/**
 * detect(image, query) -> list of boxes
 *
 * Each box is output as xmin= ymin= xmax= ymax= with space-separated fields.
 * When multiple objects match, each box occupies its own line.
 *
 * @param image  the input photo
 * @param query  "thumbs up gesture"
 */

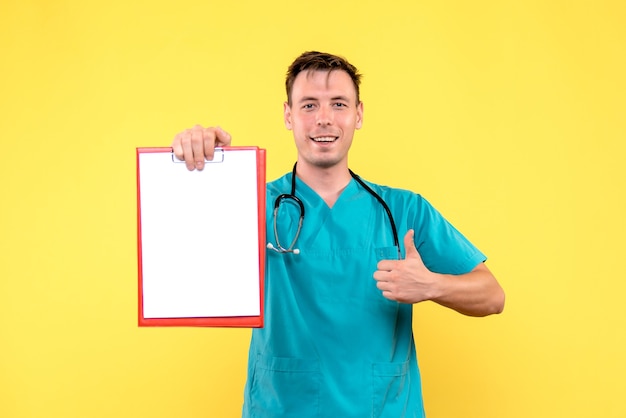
xmin=373 ymin=229 xmax=440 ymax=304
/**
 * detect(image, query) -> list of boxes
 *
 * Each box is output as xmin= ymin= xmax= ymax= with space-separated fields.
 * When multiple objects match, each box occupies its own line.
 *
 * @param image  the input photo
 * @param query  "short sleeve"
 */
xmin=411 ymin=195 xmax=486 ymax=275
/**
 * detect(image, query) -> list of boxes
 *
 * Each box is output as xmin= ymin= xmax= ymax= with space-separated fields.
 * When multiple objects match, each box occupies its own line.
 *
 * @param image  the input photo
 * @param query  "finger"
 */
xmin=376 ymin=281 xmax=396 ymax=301
xmin=179 ymin=129 xmax=197 ymax=171
xmin=214 ymin=126 xmax=232 ymax=147
xmin=403 ymin=229 xmax=422 ymax=262
xmin=373 ymin=269 xmax=391 ymax=282
xmin=191 ymin=125 xmax=207 ymax=170
xmin=376 ymin=259 xmax=397 ymax=272
xmin=375 ymin=279 xmax=391 ymax=291
xmin=381 ymin=290 xmax=395 ymax=301
xmin=373 ymin=272 xmax=396 ymax=301
xmin=202 ymin=127 xmax=216 ymax=162
xmin=171 ymin=132 xmax=185 ymax=161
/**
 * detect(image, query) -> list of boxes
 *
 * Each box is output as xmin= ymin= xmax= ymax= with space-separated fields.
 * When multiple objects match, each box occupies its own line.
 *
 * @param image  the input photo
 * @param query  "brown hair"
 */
xmin=285 ymin=51 xmax=362 ymax=105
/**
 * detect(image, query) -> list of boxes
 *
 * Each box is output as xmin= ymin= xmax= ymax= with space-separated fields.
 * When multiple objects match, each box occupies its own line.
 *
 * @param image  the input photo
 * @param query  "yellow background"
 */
xmin=1 ymin=0 xmax=624 ymax=417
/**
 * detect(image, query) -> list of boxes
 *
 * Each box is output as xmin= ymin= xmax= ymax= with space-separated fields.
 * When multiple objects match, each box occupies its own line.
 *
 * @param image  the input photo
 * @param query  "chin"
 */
xmin=308 ymin=156 xmax=346 ymax=169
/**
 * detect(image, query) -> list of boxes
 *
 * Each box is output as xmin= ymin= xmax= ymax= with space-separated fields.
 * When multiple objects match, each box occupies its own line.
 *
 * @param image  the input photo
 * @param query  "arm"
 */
xmin=171 ymin=124 xmax=232 ymax=171
xmin=374 ymin=230 xmax=505 ymax=317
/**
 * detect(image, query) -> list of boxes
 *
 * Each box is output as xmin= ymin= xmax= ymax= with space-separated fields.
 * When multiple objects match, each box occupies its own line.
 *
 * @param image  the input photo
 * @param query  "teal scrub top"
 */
xmin=242 ymin=173 xmax=486 ymax=418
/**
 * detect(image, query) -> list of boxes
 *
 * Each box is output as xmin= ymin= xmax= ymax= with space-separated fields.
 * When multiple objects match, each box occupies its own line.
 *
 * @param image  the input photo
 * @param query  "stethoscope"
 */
xmin=267 ymin=163 xmax=401 ymax=258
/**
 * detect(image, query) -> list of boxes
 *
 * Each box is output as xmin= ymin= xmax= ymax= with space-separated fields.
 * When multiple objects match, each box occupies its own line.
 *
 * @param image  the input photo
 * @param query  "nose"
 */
xmin=316 ymin=105 xmax=333 ymax=126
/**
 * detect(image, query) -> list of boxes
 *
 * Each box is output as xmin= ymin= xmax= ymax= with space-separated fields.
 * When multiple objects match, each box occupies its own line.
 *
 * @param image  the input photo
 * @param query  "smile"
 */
xmin=311 ymin=136 xmax=338 ymax=143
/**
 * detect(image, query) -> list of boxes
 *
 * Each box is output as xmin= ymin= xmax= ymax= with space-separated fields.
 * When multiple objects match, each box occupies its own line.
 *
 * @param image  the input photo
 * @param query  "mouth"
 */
xmin=310 ymin=135 xmax=338 ymax=143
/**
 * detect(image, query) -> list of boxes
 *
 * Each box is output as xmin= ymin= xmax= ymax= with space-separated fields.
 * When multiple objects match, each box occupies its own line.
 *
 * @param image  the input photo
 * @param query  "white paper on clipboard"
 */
xmin=137 ymin=147 xmax=263 ymax=320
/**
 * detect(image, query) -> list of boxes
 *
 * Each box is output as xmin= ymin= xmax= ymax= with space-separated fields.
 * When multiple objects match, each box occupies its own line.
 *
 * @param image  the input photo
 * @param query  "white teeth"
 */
xmin=312 ymin=136 xmax=336 ymax=142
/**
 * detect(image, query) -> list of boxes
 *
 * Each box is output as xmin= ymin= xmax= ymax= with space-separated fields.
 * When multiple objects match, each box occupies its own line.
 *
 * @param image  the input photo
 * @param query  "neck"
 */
xmin=294 ymin=161 xmax=352 ymax=208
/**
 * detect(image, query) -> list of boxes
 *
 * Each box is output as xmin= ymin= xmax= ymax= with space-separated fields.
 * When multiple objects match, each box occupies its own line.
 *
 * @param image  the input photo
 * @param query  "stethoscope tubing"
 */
xmin=268 ymin=163 xmax=401 ymax=259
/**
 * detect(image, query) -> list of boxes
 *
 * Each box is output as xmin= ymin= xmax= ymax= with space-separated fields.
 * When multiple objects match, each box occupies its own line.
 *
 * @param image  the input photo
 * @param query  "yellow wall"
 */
xmin=1 ymin=1 xmax=624 ymax=417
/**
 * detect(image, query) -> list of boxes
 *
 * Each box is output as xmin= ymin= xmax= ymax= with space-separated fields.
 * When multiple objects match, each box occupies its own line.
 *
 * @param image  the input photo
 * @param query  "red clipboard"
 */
xmin=136 ymin=147 xmax=266 ymax=327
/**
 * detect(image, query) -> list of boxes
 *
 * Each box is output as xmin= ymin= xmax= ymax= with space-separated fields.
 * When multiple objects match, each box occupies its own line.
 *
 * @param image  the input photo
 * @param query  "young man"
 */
xmin=172 ymin=51 xmax=505 ymax=417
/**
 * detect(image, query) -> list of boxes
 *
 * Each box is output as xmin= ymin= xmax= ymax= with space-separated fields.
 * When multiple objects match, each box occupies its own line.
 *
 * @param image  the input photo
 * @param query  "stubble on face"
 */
xmin=284 ymin=70 xmax=363 ymax=171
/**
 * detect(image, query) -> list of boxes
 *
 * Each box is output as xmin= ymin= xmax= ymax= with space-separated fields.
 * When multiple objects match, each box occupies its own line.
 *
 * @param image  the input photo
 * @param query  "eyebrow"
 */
xmin=297 ymin=95 xmax=352 ymax=103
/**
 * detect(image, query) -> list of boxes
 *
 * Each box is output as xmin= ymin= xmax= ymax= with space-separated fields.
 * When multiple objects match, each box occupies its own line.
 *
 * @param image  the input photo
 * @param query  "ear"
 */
xmin=284 ymin=102 xmax=293 ymax=130
xmin=356 ymin=101 xmax=364 ymax=129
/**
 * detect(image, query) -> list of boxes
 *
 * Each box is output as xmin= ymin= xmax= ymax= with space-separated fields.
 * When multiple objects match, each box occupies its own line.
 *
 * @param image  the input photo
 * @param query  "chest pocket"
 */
xmin=375 ymin=246 xmax=401 ymax=261
xmin=370 ymin=246 xmax=403 ymax=311
xmin=298 ymin=245 xmax=398 ymax=308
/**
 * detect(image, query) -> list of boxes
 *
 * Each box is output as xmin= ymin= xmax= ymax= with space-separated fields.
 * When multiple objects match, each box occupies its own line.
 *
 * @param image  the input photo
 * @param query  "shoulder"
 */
xmin=357 ymin=177 xmax=429 ymax=208
xmin=266 ymin=173 xmax=291 ymax=195
xmin=355 ymin=177 xmax=447 ymax=228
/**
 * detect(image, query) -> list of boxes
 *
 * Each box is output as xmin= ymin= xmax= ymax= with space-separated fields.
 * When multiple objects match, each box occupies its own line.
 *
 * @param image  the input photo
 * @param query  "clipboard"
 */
xmin=136 ymin=146 xmax=266 ymax=327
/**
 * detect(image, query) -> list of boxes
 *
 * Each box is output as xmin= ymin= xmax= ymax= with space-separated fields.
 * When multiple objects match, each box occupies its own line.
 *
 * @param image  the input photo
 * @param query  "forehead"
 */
xmin=291 ymin=70 xmax=357 ymax=102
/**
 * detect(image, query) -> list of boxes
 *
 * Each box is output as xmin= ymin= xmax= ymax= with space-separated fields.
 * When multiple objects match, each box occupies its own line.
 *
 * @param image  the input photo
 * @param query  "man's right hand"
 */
xmin=171 ymin=125 xmax=232 ymax=171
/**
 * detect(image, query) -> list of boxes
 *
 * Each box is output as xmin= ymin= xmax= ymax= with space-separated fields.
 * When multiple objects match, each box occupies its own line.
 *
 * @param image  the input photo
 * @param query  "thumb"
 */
xmin=403 ymin=229 xmax=422 ymax=261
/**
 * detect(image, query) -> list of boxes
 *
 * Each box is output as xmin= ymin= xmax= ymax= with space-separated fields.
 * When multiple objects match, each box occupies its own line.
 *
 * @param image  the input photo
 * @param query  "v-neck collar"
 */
xmin=291 ymin=174 xmax=359 ymax=211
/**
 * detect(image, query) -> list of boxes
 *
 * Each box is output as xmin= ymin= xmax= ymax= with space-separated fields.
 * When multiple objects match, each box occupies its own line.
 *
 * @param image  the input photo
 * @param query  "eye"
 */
xmin=302 ymin=103 xmax=315 ymax=110
xmin=333 ymin=102 xmax=347 ymax=108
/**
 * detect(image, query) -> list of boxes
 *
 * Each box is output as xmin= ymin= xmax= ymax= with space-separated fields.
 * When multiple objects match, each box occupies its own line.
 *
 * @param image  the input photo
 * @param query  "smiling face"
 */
xmin=284 ymin=69 xmax=363 ymax=171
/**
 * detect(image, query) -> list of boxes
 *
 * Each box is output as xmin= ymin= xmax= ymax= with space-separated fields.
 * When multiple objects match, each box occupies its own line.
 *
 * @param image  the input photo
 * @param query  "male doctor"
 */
xmin=171 ymin=51 xmax=505 ymax=417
